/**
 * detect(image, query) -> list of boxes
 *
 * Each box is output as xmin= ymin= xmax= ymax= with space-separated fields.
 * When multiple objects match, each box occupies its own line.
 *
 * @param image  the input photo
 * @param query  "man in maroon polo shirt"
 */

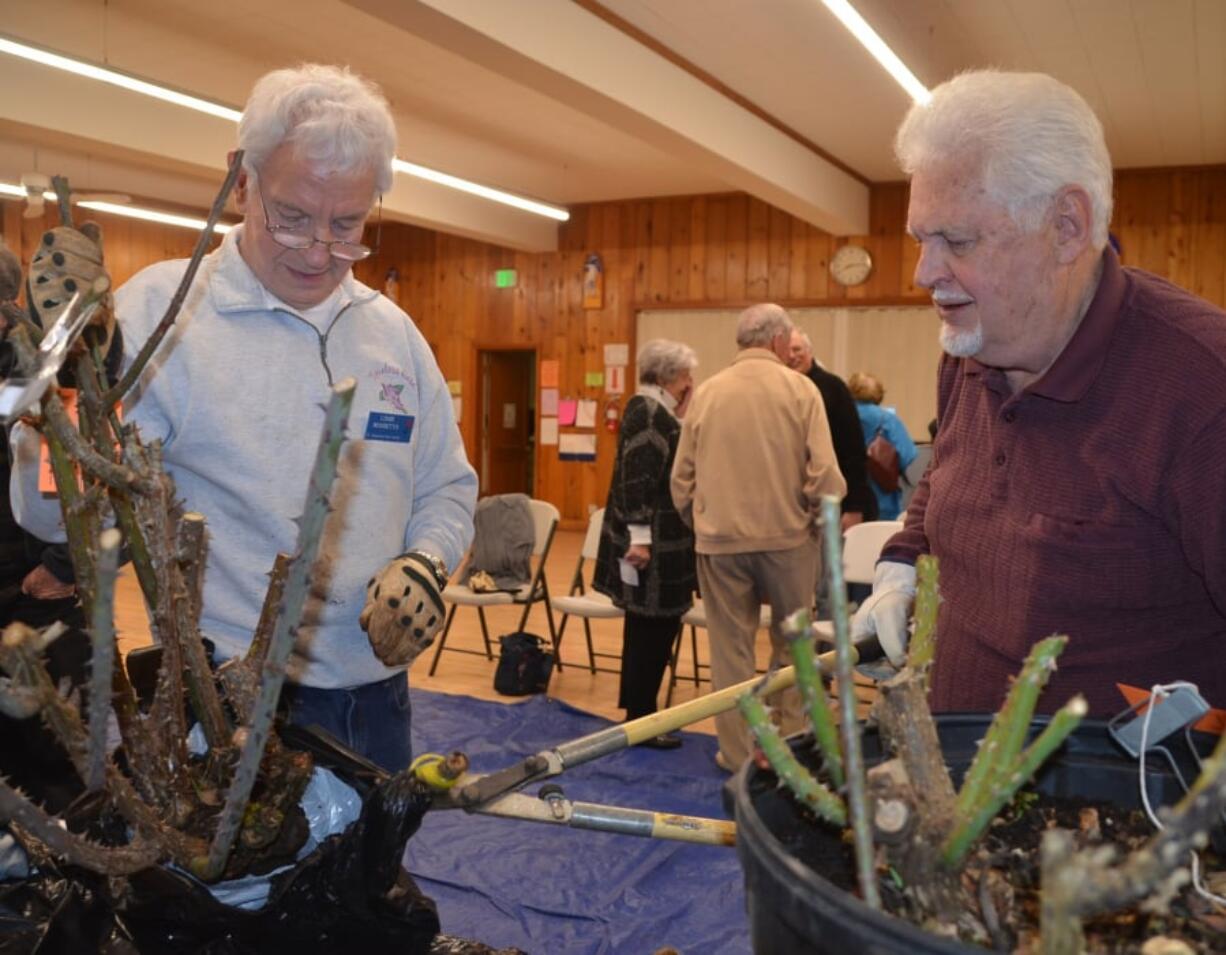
xmin=852 ymin=69 xmax=1226 ymax=717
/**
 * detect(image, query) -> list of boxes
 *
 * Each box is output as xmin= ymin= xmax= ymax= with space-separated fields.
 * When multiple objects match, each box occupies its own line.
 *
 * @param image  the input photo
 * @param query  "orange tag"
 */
xmin=38 ymin=389 xmax=79 ymax=495
xmin=1117 ymin=683 xmax=1226 ymax=736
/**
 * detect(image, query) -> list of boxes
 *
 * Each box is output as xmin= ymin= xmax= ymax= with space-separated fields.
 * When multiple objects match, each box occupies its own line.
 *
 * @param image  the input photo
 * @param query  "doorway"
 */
xmin=477 ymin=349 xmax=536 ymax=496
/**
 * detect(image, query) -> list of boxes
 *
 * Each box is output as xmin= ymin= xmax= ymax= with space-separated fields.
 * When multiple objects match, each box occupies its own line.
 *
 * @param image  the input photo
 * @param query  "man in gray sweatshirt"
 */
xmin=12 ymin=64 xmax=477 ymax=771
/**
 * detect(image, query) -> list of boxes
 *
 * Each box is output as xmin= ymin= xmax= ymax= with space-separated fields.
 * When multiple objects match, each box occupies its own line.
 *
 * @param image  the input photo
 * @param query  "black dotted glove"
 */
xmin=28 ymin=223 xmax=115 ymax=353
xmin=358 ymin=553 xmax=447 ymax=667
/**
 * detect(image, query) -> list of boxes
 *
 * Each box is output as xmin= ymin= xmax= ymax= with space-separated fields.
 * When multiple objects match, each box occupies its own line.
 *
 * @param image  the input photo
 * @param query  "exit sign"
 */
xmin=494 ymin=268 xmax=518 ymax=288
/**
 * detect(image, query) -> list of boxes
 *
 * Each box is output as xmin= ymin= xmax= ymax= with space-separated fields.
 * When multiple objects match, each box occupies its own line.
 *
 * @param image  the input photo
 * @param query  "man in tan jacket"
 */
xmin=671 ymin=303 xmax=845 ymax=770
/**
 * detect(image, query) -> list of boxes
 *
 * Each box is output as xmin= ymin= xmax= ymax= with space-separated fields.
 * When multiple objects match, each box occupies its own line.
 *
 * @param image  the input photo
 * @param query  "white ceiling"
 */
xmin=1 ymin=0 xmax=1222 ymax=252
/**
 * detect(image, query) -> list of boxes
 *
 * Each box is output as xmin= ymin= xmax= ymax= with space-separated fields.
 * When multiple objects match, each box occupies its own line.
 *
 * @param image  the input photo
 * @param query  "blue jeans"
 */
xmin=281 ymin=673 xmax=412 ymax=773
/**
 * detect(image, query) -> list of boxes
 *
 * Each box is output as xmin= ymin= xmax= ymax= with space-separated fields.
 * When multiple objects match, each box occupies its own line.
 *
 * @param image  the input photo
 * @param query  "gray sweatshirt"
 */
xmin=12 ymin=228 xmax=476 ymax=688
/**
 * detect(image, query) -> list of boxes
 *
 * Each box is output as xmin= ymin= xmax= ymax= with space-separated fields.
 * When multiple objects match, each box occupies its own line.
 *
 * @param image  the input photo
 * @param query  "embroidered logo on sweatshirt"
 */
xmin=369 ymin=363 xmax=415 ymax=414
xmin=378 ymin=382 xmax=408 ymax=414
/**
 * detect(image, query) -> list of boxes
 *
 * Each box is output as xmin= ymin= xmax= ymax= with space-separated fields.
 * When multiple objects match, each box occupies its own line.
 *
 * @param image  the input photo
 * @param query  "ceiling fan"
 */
xmin=19 ymin=172 xmax=132 ymax=219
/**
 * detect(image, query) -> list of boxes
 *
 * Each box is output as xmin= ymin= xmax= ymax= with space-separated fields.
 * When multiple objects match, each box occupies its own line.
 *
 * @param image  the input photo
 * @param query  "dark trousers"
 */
xmin=618 ymin=611 xmax=682 ymax=720
xmin=281 ymin=672 xmax=413 ymax=773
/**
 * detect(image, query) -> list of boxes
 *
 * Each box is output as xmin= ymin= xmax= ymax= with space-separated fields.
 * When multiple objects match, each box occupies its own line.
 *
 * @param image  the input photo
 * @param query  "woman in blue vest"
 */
xmin=848 ymin=372 xmax=918 ymax=520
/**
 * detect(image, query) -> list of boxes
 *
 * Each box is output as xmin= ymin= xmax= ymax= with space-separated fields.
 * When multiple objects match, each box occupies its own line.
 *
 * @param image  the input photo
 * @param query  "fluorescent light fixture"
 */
xmin=0 ymin=36 xmax=570 ymax=221
xmin=820 ymin=0 xmax=931 ymax=105
xmin=0 ymin=37 xmax=243 ymax=122
xmin=393 ymin=159 xmax=569 ymax=221
xmin=0 ymin=182 xmax=232 ymax=234
xmin=76 ymin=200 xmax=233 ymax=234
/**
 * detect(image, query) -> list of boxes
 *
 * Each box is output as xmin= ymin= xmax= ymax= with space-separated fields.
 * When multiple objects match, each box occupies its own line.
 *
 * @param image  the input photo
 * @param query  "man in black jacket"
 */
xmin=787 ymin=330 xmax=877 ymax=529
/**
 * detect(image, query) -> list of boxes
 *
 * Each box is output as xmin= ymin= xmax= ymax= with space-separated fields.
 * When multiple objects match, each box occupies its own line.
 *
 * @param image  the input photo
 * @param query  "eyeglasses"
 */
xmin=258 ymin=191 xmax=381 ymax=262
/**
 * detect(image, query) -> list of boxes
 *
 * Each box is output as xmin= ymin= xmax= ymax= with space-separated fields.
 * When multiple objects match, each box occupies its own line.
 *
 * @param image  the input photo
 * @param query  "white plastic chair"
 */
xmin=428 ymin=497 xmax=560 ymax=675
xmin=813 ymin=519 xmax=905 ymax=643
xmin=548 ymin=508 xmax=625 ymax=673
xmin=665 ymin=600 xmax=772 ymax=706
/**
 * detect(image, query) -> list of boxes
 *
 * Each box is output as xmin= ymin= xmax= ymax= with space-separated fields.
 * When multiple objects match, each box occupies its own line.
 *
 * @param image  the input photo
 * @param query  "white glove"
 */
xmin=359 ymin=552 xmax=447 ymax=667
xmin=850 ymin=561 xmax=916 ymax=667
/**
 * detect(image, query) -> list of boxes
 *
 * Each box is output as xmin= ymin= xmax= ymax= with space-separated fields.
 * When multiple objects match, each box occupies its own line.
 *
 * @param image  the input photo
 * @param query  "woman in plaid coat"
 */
xmin=594 ymin=340 xmax=698 ymax=748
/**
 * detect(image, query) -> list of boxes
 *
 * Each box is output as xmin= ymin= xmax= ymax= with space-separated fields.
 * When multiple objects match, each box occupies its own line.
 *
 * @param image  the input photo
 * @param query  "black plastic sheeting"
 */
xmin=0 ymin=752 xmax=442 ymax=955
xmin=405 ymin=691 xmax=750 ymax=954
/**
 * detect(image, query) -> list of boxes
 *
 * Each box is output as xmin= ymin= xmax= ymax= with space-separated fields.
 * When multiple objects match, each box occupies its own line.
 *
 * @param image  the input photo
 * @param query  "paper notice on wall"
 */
xmin=558 ymin=399 xmax=577 ymax=426
xmin=559 ymin=433 xmax=597 ymax=461
xmin=605 ymin=365 xmax=624 ymax=394
xmin=452 ymin=396 xmax=462 ymax=423
xmin=540 ymin=359 xmax=559 ymax=388
xmin=540 ymin=417 xmax=558 ymax=445
xmin=576 ymin=399 xmax=597 ymax=429
xmin=584 ymin=371 xmax=604 ymax=388
xmin=541 ymin=388 xmax=558 ymax=416
xmin=447 ymin=379 xmax=462 ymax=396
xmin=604 ymin=343 xmax=629 ymax=366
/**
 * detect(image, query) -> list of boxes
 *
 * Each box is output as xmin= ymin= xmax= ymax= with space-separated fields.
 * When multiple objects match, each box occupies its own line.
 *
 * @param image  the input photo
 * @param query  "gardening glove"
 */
xmin=850 ymin=560 xmax=916 ymax=669
xmin=359 ymin=552 xmax=447 ymax=667
xmin=28 ymin=223 xmax=115 ymax=354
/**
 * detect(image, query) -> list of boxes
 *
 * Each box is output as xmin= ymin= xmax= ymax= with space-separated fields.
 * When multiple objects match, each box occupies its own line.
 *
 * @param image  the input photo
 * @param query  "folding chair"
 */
xmin=665 ymin=599 xmax=772 ymax=706
xmin=428 ymin=497 xmax=560 ymax=675
xmin=548 ymin=508 xmax=625 ymax=674
xmin=813 ymin=519 xmax=905 ymax=644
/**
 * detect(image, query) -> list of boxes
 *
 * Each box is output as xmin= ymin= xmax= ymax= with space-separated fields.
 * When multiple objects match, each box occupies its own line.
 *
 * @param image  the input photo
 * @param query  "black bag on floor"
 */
xmin=493 ymin=632 xmax=554 ymax=696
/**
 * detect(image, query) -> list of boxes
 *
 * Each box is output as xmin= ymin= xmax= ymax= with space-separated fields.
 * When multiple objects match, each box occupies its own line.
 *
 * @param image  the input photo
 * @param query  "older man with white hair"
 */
xmin=853 ymin=70 xmax=1226 ymax=717
xmin=671 ymin=303 xmax=845 ymax=770
xmin=12 ymin=64 xmax=477 ymax=771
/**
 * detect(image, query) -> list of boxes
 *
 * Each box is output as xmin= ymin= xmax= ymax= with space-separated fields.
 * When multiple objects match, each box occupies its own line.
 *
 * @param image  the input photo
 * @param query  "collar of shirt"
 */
xmin=637 ymin=382 xmax=677 ymax=416
xmin=733 ymin=347 xmax=783 ymax=366
xmin=209 ymin=225 xmax=378 ymax=321
xmin=965 ymin=247 xmax=1126 ymax=403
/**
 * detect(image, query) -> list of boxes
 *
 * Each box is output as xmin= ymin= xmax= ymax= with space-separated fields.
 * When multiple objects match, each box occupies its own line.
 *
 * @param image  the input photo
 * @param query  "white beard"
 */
xmin=940 ymin=321 xmax=984 ymax=358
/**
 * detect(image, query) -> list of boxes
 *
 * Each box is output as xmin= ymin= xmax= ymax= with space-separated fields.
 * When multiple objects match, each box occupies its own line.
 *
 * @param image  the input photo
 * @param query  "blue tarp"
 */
xmin=406 ymin=691 xmax=751 ymax=954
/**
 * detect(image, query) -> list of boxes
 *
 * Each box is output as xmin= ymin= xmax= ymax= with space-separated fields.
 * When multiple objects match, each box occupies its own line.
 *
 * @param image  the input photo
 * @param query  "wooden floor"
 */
xmin=113 ymin=529 xmax=778 ymax=738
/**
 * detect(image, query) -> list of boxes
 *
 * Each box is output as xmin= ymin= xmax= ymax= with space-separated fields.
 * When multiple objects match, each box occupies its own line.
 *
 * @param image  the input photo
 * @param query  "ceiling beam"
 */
xmin=345 ymin=0 xmax=871 ymax=236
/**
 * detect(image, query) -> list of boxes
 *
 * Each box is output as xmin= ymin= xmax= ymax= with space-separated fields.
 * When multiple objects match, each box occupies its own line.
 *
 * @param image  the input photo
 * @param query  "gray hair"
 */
xmin=637 ymin=339 xmax=697 ymax=386
xmin=895 ymin=70 xmax=1113 ymax=250
xmin=736 ymin=303 xmax=793 ymax=348
xmin=239 ymin=64 xmax=397 ymax=195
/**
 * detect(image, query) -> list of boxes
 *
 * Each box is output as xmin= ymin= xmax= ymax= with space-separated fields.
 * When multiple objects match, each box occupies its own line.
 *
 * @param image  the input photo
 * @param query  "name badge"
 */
xmin=364 ymin=411 xmax=414 ymax=443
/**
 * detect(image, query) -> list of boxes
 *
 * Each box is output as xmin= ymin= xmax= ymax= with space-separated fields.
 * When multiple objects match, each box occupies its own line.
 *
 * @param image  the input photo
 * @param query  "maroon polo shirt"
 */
xmin=885 ymin=249 xmax=1226 ymax=716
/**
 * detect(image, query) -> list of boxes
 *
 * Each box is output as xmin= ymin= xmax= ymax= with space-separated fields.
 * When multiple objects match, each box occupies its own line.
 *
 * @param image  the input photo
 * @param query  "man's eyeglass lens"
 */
xmin=261 ymin=195 xmax=379 ymax=262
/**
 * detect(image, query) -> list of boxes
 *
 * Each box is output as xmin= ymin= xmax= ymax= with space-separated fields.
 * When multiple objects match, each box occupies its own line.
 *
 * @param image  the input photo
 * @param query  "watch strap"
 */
xmin=403 ymin=550 xmax=448 ymax=592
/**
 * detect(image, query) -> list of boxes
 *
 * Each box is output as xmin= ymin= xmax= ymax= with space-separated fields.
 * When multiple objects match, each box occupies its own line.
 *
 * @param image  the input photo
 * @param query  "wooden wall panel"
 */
xmin=371 ymin=167 xmax=1226 ymax=526
xmin=1112 ymin=167 xmax=1226 ymax=307
xmin=2 ymin=201 xmax=206 ymax=289
xmin=3 ymin=164 xmax=1222 ymax=527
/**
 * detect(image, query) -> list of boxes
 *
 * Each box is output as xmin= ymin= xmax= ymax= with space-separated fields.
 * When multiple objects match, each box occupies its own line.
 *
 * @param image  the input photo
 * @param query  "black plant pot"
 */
xmin=732 ymin=715 xmax=1195 ymax=955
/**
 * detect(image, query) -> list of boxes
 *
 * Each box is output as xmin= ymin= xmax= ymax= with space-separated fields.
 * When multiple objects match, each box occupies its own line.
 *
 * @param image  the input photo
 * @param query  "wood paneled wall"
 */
xmin=358 ymin=166 xmax=1226 ymax=525
xmin=354 ymin=186 xmax=929 ymax=525
xmin=1112 ymin=167 xmax=1226 ymax=307
xmin=4 ymin=165 xmax=1223 ymax=526
xmin=2 ymin=202 xmax=208 ymax=289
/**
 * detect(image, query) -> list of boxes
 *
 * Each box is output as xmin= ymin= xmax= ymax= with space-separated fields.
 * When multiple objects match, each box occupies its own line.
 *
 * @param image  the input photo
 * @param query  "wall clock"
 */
xmin=830 ymin=243 xmax=874 ymax=287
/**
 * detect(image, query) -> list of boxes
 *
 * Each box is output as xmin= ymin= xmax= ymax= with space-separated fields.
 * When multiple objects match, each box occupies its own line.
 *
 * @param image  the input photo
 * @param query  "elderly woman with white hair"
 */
xmin=594 ymin=339 xmax=698 ymax=748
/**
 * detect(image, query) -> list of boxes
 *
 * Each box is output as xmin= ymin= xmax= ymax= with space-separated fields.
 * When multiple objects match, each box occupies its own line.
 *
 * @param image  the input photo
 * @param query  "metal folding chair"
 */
xmin=428 ymin=497 xmax=560 ymax=675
